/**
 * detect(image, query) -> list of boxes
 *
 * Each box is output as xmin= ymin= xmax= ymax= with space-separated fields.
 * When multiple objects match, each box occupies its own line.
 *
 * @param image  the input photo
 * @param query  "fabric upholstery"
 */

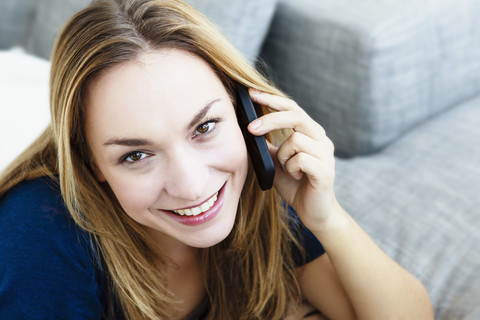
xmin=25 ymin=0 xmax=91 ymax=59
xmin=335 ymin=95 xmax=480 ymax=319
xmin=0 ymin=0 xmax=38 ymax=49
xmin=260 ymin=0 xmax=480 ymax=157
xmin=0 ymin=0 xmax=277 ymax=62
xmin=185 ymin=0 xmax=277 ymax=63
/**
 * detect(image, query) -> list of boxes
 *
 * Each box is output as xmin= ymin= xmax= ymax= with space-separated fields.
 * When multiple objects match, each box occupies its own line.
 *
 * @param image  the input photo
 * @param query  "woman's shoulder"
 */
xmin=1 ymin=176 xmax=62 ymax=211
xmin=0 ymin=176 xmax=105 ymax=318
xmin=0 ymin=176 xmax=86 ymax=248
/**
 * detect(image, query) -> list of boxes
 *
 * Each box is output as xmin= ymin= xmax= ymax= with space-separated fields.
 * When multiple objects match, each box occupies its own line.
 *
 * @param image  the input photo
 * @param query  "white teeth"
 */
xmin=199 ymin=202 xmax=210 ymax=212
xmin=172 ymin=192 xmax=218 ymax=216
xmin=191 ymin=207 xmax=201 ymax=215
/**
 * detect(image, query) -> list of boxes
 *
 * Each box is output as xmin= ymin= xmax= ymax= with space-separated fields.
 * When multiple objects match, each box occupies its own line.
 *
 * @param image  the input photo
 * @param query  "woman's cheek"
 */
xmin=109 ymin=175 xmax=159 ymax=216
xmin=213 ymin=127 xmax=248 ymax=172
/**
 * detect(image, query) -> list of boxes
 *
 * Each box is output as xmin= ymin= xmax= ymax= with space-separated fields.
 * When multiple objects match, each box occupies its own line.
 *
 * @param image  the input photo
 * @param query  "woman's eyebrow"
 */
xmin=103 ymin=138 xmax=154 ymax=147
xmin=103 ymin=99 xmax=221 ymax=147
xmin=186 ymin=98 xmax=220 ymax=130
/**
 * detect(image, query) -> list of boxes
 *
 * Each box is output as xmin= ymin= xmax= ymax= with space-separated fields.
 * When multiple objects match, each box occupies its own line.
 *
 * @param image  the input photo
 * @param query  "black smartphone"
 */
xmin=236 ymin=85 xmax=275 ymax=190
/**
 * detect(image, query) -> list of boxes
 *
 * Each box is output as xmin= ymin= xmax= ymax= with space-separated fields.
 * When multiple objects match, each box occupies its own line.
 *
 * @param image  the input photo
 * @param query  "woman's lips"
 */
xmin=161 ymin=182 xmax=226 ymax=226
xmin=171 ymin=192 xmax=218 ymax=216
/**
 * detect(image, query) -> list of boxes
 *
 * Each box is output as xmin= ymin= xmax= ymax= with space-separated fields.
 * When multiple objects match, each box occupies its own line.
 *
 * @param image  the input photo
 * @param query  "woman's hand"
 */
xmin=247 ymin=89 xmax=340 ymax=231
xmin=247 ymin=91 xmax=434 ymax=320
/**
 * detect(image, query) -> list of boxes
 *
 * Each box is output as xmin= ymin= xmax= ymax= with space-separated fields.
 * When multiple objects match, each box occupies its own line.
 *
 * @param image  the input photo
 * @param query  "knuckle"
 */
xmin=285 ymin=158 xmax=299 ymax=174
xmin=325 ymin=138 xmax=335 ymax=153
xmin=280 ymin=96 xmax=299 ymax=108
xmin=289 ymin=131 xmax=303 ymax=144
xmin=291 ymin=153 xmax=311 ymax=175
xmin=314 ymin=123 xmax=326 ymax=137
xmin=290 ymin=100 xmax=301 ymax=110
xmin=294 ymin=152 xmax=309 ymax=165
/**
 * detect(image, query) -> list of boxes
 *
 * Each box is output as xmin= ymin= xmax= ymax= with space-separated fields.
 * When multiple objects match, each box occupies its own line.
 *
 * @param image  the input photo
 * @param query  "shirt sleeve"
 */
xmin=288 ymin=205 xmax=326 ymax=267
xmin=0 ymin=177 xmax=104 ymax=320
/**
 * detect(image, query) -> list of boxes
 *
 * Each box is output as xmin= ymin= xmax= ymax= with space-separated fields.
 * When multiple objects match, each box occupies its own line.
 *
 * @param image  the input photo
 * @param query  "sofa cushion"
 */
xmin=0 ymin=0 xmax=38 ymax=50
xmin=25 ymin=0 xmax=91 ymax=59
xmin=260 ymin=0 xmax=480 ymax=157
xmin=1 ymin=0 xmax=276 ymax=62
xmin=334 ymin=95 xmax=480 ymax=319
xmin=185 ymin=0 xmax=277 ymax=62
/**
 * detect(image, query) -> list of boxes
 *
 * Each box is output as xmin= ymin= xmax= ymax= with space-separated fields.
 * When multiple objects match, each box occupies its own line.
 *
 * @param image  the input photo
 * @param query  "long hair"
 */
xmin=0 ymin=0 xmax=302 ymax=318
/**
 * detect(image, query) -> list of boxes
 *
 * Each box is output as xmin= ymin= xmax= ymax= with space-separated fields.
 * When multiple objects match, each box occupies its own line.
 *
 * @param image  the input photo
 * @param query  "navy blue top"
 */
xmin=0 ymin=177 xmax=324 ymax=319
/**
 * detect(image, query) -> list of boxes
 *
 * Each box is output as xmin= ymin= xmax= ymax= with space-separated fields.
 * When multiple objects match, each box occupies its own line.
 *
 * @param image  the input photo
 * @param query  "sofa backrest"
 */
xmin=0 ymin=0 xmax=277 ymax=63
xmin=260 ymin=0 xmax=480 ymax=157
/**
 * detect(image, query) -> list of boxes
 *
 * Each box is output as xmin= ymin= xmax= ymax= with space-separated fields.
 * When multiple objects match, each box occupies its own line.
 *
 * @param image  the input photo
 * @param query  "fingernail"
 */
xmin=249 ymin=119 xmax=262 ymax=130
xmin=249 ymin=88 xmax=261 ymax=96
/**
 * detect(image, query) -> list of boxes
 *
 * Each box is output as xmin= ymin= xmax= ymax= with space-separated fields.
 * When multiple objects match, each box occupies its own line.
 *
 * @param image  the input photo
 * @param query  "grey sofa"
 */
xmin=1 ymin=0 xmax=479 ymax=319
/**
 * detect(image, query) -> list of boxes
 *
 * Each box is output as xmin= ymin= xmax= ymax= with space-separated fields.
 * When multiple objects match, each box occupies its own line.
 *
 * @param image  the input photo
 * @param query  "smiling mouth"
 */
xmin=162 ymin=183 xmax=226 ymax=226
xmin=170 ymin=191 xmax=219 ymax=216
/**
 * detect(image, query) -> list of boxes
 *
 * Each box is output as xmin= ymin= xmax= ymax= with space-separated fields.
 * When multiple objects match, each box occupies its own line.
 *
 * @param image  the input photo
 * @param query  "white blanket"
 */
xmin=0 ymin=48 xmax=51 ymax=171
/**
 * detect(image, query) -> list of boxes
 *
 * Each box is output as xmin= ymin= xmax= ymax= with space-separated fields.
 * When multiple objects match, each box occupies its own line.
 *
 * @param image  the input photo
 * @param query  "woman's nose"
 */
xmin=163 ymin=149 xmax=209 ymax=201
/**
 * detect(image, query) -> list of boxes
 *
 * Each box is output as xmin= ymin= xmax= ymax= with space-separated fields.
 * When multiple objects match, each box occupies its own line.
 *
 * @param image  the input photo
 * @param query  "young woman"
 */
xmin=0 ymin=0 xmax=433 ymax=319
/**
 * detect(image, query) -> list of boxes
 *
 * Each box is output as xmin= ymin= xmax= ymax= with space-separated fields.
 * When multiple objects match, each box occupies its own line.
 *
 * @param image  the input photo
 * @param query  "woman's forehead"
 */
xmin=87 ymin=50 xmax=222 ymax=110
xmin=83 ymin=48 xmax=232 ymax=143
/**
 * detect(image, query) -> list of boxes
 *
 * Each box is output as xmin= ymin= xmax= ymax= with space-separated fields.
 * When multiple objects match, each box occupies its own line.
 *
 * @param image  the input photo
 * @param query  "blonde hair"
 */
xmin=0 ymin=0 xmax=302 ymax=318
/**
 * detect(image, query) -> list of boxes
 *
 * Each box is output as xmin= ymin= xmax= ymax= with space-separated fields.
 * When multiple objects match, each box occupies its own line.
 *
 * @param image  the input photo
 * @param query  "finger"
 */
xmin=276 ymin=132 xmax=333 ymax=172
xmin=247 ymin=89 xmax=327 ymax=138
xmin=281 ymin=146 xmax=335 ymax=183
xmin=249 ymin=89 xmax=299 ymax=112
xmin=248 ymin=109 xmax=326 ymax=141
xmin=265 ymin=139 xmax=279 ymax=162
xmin=266 ymin=140 xmax=302 ymax=192
xmin=284 ymin=152 xmax=336 ymax=188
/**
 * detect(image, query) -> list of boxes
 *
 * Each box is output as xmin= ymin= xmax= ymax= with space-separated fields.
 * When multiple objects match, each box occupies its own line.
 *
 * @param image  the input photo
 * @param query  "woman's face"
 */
xmin=85 ymin=49 xmax=249 ymax=249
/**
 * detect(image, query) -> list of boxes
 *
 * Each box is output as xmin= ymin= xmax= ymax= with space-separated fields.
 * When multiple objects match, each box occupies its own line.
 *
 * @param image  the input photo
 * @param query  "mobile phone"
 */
xmin=236 ymin=85 xmax=275 ymax=190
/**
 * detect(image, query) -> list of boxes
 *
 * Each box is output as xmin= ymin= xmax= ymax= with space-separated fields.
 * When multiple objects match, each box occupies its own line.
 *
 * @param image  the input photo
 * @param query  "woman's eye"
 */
xmin=194 ymin=120 xmax=217 ymax=136
xmin=122 ymin=151 xmax=148 ymax=163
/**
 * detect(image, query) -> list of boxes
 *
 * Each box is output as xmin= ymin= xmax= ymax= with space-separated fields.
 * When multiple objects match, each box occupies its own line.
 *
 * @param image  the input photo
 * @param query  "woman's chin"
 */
xmin=187 ymin=221 xmax=235 ymax=248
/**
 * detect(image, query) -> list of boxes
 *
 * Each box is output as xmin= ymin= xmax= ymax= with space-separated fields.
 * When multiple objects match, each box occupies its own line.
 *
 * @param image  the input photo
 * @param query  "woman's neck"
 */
xmin=146 ymin=226 xmax=207 ymax=318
